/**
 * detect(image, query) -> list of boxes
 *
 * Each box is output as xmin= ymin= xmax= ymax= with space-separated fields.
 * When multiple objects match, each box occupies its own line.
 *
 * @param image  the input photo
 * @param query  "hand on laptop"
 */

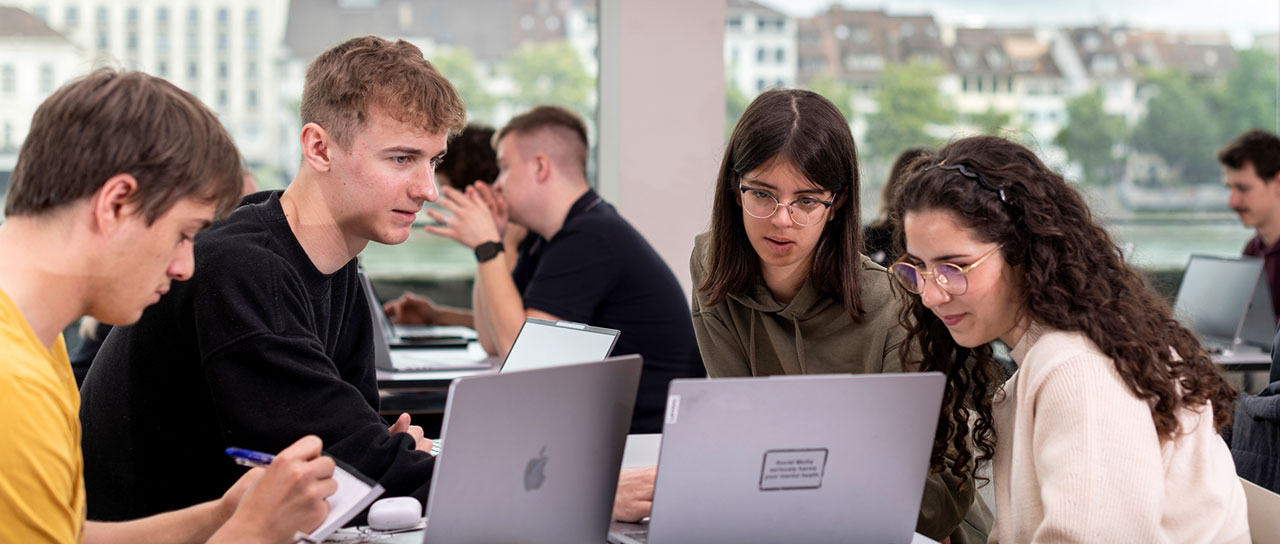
xmin=384 ymin=292 xmax=439 ymax=325
xmin=388 ymin=412 xmax=434 ymax=453
xmin=612 ymin=466 xmax=657 ymax=522
xmin=211 ymin=435 xmax=337 ymax=543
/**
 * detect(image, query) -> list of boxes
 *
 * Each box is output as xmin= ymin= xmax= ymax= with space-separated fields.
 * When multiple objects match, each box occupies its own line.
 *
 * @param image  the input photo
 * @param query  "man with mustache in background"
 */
xmin=1220 ymin=129 xmax=1280 ymax=319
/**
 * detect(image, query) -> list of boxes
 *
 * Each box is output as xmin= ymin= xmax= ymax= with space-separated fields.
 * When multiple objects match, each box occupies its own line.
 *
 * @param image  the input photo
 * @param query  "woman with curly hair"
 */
xmin=890 ymin=135 xmax=1249 ymax=542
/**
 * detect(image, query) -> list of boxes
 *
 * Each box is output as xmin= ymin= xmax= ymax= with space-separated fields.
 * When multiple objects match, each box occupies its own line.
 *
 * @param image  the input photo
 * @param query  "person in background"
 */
xmin=436 ymin=124 xmax=499 ymax=191
xmin=0 ymin=68 xmax=336 ymax=544
xmin=893 ymin=135 xmax=1248 ymax=542
xmin=387 ymin=105 xmax=705 ymax=435
xmin=863 ymin=147 xmax=931 ymax=266
xmin=78 ymin=35 xmax=464 ymax=520
xmin=613 ymin=89 xmax=980 ymax=542
xmin=1220 ymin=129 xmax=1280 ymax=319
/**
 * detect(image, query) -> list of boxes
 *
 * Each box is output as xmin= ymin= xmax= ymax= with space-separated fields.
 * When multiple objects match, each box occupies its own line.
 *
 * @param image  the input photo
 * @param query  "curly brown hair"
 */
xmin=891 ymin=135 xmax=1238 ymax=483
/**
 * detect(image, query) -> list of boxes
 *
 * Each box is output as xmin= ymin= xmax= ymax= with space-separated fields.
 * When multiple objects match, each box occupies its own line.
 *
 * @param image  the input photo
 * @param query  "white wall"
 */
xmin=598 ymin=0 xmax=726 ymax=303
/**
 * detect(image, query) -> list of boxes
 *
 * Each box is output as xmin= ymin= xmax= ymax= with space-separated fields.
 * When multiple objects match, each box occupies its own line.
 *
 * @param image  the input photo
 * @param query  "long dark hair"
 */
xmin=892 ymin=135 xmax=1237 ymax=482
xmin=700 ymin=89 xmax=865 ymax=317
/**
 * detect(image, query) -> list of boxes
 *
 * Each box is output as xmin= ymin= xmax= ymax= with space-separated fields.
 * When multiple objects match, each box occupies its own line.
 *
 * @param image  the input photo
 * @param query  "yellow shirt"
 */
xmin=0 ymin=288 xmax=84 ymax=543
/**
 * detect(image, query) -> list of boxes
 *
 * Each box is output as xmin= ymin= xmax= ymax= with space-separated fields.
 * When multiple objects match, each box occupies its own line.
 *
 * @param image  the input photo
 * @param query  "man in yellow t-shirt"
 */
xmin=0 ymin=297 xmax=80 ymax=542
xmin=0 ymin=69 xmax=337 ymax=544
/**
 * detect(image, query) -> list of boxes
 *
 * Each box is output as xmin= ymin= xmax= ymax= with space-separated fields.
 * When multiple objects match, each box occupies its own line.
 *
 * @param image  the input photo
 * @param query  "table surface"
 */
xmin=326 ymin=523 xmax=941 ymax=543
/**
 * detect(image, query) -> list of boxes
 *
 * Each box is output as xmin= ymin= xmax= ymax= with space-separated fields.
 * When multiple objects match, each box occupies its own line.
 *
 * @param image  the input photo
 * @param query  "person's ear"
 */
xmin=1266 ymin=173 xmax=1280 ymax=196
xmin=300 ymin=123 xmax=334 ymax=173
xmin=91 ymin=173 xmax=141 ymax=234
xmin=533 ymin=152 xmax=552 ymax=184
xmin=827 ymin=187 xmax=849 ymax=222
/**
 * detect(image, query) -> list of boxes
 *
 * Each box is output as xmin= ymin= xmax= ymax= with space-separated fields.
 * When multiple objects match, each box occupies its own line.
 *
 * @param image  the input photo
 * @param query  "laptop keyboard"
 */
xmin=429 ymin=438 xmax=442 ymax=456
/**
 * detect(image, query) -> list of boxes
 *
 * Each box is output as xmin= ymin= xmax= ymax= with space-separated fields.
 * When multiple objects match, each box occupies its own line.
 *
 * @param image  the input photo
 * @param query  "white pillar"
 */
xmin=598 ymin=0 xmax=726 ymax=305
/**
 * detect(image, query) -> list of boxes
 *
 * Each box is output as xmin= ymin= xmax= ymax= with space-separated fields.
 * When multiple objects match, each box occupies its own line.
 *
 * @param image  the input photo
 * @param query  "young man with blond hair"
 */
xmin=0 ymin=69 xmax=336 ymax=543
xmin=79 ymin=36 xmax=466 ymax=519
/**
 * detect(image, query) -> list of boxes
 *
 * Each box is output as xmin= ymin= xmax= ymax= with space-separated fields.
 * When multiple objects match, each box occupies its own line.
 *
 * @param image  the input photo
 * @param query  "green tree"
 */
xmin=1215 ymin=48 xmax=1280 ymax=140
xmin=864 ymin=60 xmax=953 ymax=159
xmin=1054 ymin=88 xmax=1125 ymax=185
xmin=430 ymin=47 xmax=498 ymax=122
xmin=806 ymin=74 xmax=853 ymax=122
xmin=969 ymin=106 xmax=1014 ymax=136
xmin=725 ymin=82 xmax=751 ymax=139
xmin=1131 ymin=70 xmax=1220 ymax=185
xmin=503 ymin=39 xmax=593 ymax=119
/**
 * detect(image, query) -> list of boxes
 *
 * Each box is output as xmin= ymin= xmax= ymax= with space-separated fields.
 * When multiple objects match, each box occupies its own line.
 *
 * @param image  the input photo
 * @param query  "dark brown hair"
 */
xmin=893 ymin=135 xmax=1237 ymax=482
xmin=301 ymin=35 xmax=467 ymax=149
xmin=438 ymin=125 xmax=498 ymax=189
xmin=495 ymin=105 xmax=589 ymax=176
xmin=5 ymin=69 xmax=242 ymax=223
xmin=1218 ymin=129 xmax=1280 ymax=181
xmin=700 ymin=89 xmax=864 ymax=317
xmin=872 ymin=147 xmax=932 ymax=226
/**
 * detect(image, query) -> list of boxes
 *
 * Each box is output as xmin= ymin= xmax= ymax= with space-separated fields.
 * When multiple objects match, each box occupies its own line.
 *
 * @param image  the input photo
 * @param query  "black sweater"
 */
xmin=80 ymin=191 xmax=433 ymax=521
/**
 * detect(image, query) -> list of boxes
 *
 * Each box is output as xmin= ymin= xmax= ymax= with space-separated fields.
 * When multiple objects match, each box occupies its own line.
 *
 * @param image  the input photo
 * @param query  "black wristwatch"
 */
xmin=474 ymin=241 xmax=504 ymax=263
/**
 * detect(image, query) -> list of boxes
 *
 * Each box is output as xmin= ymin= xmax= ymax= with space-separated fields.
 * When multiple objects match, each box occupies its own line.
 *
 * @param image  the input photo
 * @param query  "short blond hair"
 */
xmin=300 ymin=36 xmax=467 ymax=149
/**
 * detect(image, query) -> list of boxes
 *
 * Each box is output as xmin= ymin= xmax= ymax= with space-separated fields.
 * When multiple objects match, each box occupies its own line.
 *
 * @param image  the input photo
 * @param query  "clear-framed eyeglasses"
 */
xmin=890 ymin=245 xmax=1004 ymax=296
xmin=738 ymin=185 xmax=836 ymax=227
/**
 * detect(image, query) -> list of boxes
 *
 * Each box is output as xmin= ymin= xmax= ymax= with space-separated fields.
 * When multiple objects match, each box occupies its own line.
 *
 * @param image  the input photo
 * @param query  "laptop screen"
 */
xmin=1172 ymin=255 xmax=1272 ymax=346
xmin=500 ymin=318 xmax=620 ymax=373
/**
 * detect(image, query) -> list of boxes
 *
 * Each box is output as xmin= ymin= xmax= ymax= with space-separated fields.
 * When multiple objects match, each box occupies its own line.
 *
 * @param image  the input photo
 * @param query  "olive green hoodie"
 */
xmin=688 ymin=231 xmax=986 ymax=542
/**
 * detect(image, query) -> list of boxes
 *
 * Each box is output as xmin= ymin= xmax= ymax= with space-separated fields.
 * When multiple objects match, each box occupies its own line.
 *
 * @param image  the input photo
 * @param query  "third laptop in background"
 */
xmin=609 ymin=372 xmax=946 ymax=544
xmin=1172 ymin=254 xmax=1275 ymax=354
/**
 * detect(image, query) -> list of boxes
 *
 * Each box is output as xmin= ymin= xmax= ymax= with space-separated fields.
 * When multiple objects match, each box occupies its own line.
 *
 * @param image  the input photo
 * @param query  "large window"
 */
xmin=733 ymin=0 xmax=1280 ymax=271
xmin=0 ymin=1 xmax=600 ymax=279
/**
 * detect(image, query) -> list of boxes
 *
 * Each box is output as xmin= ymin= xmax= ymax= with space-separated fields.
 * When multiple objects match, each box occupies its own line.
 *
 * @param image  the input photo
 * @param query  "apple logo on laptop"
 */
xmin=524 ymin=445 xmax=548 ymax=491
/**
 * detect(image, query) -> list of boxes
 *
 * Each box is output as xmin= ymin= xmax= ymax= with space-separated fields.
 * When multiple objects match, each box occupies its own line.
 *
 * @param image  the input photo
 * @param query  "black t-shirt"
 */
xmin=512 ymin=190 xmax=704 ymax=433
xmin=79 ymin=191 xmax=434 ymax=521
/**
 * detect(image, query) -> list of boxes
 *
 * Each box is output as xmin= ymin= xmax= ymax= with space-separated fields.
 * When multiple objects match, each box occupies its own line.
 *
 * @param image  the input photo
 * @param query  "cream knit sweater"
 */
xmin=990 ymin=323 xmax=1250 ymax=543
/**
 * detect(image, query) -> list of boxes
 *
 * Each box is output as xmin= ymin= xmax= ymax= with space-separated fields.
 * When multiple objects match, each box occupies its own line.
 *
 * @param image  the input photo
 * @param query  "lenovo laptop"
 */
xmin=609 ymin=372 xmax=946 ymax=544
xmin=422 ymin=355 xmax=643 ymax=543
xmin=1173 ymin=254 xmax=1275 ymax=354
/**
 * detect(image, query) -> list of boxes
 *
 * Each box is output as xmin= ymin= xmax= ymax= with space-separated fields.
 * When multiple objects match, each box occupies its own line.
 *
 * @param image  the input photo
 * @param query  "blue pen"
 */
xmin=225 ymin=447 xmax=276 ymax=468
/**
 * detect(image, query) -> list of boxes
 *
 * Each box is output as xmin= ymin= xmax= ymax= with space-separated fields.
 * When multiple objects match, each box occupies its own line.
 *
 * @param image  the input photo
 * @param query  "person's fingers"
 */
xmin=406 ymin=424 xmax=425 ymax=442
xmin=277 ymin=435 xmax=324 ymax=462
xmin=383 ymin=300 xmax=401 ymax=318
xmin=424 ymin=208 xmax=449 ymax=225
xmin=422 ymin=224 xmax=455 ymax=238
xmin=388 ymin=413 xmax=411 ymax=435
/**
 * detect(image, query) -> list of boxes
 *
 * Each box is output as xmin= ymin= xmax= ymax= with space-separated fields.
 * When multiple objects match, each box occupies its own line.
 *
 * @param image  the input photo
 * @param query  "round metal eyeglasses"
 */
xmin=738 ymin=186 xmax=835 ymax=227
xmin=889 ymin=245 xmax=1003 ymax=296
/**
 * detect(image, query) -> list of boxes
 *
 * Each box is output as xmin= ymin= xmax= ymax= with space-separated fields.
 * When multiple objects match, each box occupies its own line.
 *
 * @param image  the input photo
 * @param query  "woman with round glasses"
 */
xmin=689 ymin=89 xmax=978 ymax=542
xmin=893 ymin=135 xmax=1248 ymax=542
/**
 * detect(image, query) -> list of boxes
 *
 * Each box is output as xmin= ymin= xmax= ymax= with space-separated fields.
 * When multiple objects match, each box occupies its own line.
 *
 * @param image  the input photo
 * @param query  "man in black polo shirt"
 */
xmin=386 ymin=105 xmax=704 ymax=433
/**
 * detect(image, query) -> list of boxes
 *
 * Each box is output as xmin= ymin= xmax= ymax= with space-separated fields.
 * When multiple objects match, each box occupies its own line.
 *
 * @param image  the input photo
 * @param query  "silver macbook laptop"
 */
xmin=609 ymin=372 xmax=946 ymax=544
xmin=1173 ymin=254 xmax=1275 ymax=353
xmin=423 ymin=355 xmax=643 ymax=543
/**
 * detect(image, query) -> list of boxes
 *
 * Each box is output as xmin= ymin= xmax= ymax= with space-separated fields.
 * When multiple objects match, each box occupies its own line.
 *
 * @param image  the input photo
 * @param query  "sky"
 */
xmin=755 ymin=0 xmax=1280 ymax=47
